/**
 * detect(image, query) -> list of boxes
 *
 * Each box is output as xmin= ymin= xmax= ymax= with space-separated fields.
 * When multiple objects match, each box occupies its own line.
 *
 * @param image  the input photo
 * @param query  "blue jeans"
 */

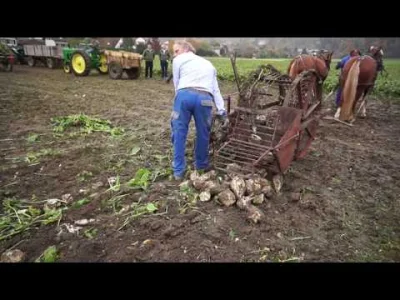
xmin=171 ymin=88 xmax=213 ymax=178
xmin=335 ymin=87 xmax=342 ymax=107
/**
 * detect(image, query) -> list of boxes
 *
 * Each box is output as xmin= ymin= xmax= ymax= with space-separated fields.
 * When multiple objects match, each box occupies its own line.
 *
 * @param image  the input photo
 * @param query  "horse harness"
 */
xmin=296 ymin=55 xmax=324 ymax=83
xmin=346 ymin=56 xmax=377 ymax=86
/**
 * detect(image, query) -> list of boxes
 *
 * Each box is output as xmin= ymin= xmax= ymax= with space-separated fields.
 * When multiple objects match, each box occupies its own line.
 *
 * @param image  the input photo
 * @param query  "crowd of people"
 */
xmin=141 ymin=42 xmax=172 ymax=80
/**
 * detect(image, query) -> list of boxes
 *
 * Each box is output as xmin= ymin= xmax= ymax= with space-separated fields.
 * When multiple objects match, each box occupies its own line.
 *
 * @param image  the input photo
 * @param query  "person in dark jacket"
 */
xmin=159 ymin=43 xmax=171 ymax=80
xmin=142 ymin=44 xmax=155 ymax=78
xmin=166 ymin=57 xmax=174 ymax=83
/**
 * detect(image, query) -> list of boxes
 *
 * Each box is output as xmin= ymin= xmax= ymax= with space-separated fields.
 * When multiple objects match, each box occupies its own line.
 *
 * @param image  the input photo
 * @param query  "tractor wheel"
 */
xmin=97 ymin=53 xmax=108 ymax=74
xmin=46 ymin=58 xmax=56 ymax=69
xmin=71 ymin=50 xmax=91 ymax=76
xmin=63 ymin=61 xmax=72 ymax=74
xmin=27 ymin=57 xmax=36 ymax=67
xmin=108 ymin=61 xmax=123 ymax=80
xmin=126 ymin=68 xmax=140 ymax=79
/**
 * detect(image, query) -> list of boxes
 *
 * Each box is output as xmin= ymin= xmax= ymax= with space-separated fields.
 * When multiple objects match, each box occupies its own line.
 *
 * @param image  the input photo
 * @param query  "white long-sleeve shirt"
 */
xmin=172 ymin=52 xmax=226 ymax=115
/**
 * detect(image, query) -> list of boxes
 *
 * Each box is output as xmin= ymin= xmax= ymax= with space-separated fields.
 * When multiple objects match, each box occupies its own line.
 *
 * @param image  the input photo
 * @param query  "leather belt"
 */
xmin=184 ymin=87 xmax=213 ymax=98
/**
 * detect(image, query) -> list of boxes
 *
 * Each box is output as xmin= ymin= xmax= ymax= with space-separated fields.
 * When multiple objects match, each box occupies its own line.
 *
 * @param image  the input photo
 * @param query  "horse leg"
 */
xmin=350 ymin=87 xmax=365 ymax=123
xmin=334 ymin=107 xmax=341 ymax=119
xmin=360 ymin=98 xmax=367 ymax=118
xmin=359 ymin=87 xmax=371 ymax=118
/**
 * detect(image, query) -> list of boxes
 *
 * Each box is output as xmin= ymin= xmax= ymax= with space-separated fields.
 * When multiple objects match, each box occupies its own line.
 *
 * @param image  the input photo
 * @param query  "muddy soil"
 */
xmin=0 ymin=65 xmax=399 ymax=262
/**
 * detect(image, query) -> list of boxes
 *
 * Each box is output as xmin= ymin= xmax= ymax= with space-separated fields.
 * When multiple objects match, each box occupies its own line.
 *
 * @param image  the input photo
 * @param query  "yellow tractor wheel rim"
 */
xmin=72 ymin=54 xmax=86 ymax=74
xmin=64 ymin=64 xmax=70 ymax=73
xmin=99 ymin=54 xmax=108 ymax=73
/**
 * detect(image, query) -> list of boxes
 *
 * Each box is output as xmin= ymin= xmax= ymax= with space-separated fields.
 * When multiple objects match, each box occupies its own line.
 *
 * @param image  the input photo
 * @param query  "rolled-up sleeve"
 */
xmin=212 ymin=68 xmax=226 ymax=115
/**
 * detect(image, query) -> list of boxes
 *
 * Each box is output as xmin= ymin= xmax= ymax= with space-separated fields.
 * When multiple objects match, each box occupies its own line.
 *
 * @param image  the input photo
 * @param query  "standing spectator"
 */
xmin=142 ymin=44 xmax=155 ymax=78
xmin=159 ymin=43 xmax=171 ymax=80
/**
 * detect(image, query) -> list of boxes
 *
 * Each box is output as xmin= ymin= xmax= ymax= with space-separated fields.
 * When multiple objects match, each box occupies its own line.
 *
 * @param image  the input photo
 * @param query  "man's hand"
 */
xmin=216 ymin=112 xmax=229 ymax=128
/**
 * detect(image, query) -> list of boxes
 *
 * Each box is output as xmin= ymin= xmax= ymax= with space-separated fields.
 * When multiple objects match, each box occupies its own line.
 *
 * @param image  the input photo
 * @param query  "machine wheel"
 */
xmin=63 ymin=61 xmax=72 ymax=73
xmin=108 ymin=61 xmax=123 ymax=79
xmin=71 ymin=50 xmax=91 ymax=76
xmin=46 ymin=58 xmax=56 ymax=69
xmin=97 ymin=53 xmax=108 ymax=74
xmin=27 ymin=56 xmax=36 ymax=67
xmin=285 ymin=70 xmax=321 ymax=160
xmin=2 ymin=62 xmax=13 ymax=72
xmin=126 ymin=68 xmax=140 ymax=79
xmin=296 ymin=118 xmax=319 ymax=160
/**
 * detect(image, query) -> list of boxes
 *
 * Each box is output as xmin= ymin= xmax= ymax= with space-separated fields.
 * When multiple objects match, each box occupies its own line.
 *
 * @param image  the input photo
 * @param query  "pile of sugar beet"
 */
xmin=180 ymin=163 xmax=283 ymax=224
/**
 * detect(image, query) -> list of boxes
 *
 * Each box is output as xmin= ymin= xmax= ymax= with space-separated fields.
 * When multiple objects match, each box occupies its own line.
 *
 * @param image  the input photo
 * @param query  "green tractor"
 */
xmin=62 ymin=43 xmax=108 ymax=76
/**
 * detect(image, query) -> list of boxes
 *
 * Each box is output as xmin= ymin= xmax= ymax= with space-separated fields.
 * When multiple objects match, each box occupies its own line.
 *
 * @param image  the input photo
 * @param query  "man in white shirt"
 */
xmin=171 ymin=40 xmax=227 ymax=180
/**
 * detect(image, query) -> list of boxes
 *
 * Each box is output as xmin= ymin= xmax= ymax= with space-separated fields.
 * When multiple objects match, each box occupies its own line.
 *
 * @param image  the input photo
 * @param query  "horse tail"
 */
xmin=340 ymin=59 xmax=360 ymax=121
xmin=288 ymin=59 xmax=297 ymax=79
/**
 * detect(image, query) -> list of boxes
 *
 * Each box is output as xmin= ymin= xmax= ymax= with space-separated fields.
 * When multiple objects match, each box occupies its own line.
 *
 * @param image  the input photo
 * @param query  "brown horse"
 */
xmin=287 ymin=50 xmax=334 ymax=102
xmin=335 ymin=46 xmax=383 ymax=122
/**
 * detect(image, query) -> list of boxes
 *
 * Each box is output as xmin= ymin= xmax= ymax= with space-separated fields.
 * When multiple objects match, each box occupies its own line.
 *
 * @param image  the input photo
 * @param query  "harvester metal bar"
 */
xmin=300 ymin=116 xmax=318 ymax=130
xmin=220 ymin=147 xmax=261 ymax=158
xmin=301 ymin=109 xmax=332 ymax=130
xmin=219 ymin=152 xmax=260 ymax=162
xmin=322 ymin=116 xmax=354 ymax=127
xmin=273 ymin=132 xmax=299 ymax=149
xmin=233 ymin=121 xmax=276 ymax=132
xmin=233 ymin=127 xmax=274 ymax=138
xmin=214 ymin=165 xmax=254 ymax=174
xmin=229 ymin=140 xmax=269 ymax=152
xmin=216 ymin=155 xmax=256 ymax=164
xmin=263 ymin=79 xmax=292 ymax=84
xmin=252 ymin=149 xmax=273 ymax=166
xmin=231 ymin=134 xmax=271 ymax=147
xmin=302 ymin=101 xmax=321 ymax=120
xmin=230 ymin=53 xmax=241 ymax=93
xmin=215 ymin=141 xmax=230 ymax=154
xmin=230 ymin=138 xmax=271 ymax=150
xmin=234 ymin=103 xmax=281 ymax=114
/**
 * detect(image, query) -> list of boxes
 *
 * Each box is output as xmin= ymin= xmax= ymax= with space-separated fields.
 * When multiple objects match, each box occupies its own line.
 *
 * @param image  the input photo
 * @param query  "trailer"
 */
xmin=23 ymin=40 xmax=68 ymax=69
xmin=104 ymin=50 xmax=141 ymax=79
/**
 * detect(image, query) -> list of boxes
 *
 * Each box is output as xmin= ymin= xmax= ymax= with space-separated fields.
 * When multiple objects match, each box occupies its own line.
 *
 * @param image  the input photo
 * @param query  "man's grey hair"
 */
xmin=174 ymin=39 xmax=196 ymax=53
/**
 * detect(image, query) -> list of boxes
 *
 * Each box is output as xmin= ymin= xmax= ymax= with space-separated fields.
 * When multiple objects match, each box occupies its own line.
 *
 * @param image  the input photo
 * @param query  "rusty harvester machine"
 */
xmin=211 ymin=54 xmax=329 ymax=178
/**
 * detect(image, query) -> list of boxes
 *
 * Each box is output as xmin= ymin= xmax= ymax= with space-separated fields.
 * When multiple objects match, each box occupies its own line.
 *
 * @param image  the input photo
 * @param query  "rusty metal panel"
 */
xmin=274 ymin=107 xmax=302 ymax=173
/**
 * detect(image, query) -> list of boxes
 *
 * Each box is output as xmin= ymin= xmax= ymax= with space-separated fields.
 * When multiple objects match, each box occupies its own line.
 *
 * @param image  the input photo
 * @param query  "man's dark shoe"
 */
xmin=173 ymin=175 xmax=184 ymax=182
xmin=197 ymin=166 xmax=213 ymax=175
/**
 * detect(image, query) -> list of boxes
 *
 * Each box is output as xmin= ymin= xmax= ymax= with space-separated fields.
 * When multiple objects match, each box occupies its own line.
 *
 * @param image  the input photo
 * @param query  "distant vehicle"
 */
xmin=0 ymin=37 xmax=17 ymax=47
xmin=23 ymin=38 xmax=69 ymax=69
xmin=0 ymin=42 xmax=15 ymax=71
